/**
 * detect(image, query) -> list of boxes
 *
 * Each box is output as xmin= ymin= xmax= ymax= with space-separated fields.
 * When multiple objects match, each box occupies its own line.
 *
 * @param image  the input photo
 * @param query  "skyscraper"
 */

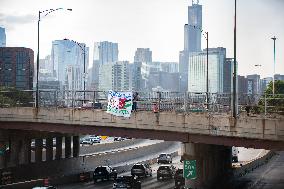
xmin=92 ymin=41 xmax=118 ymax=90
xmin=0 ymin=27 xmax=6 ymax=47
xmin=51 ymin=40 xmax=89 ymax=90
xmin=188 ymin=48 xmax=226 ymax=93
xmin=186 ymin=1 xmax=202 ymax=53
xmin=0 ymin=47 xmax=34 ymax=90
xmin=134 ymin=48 xmax=152 ymax=62
xmin=179 ymin=1 xmax=202 ymax=92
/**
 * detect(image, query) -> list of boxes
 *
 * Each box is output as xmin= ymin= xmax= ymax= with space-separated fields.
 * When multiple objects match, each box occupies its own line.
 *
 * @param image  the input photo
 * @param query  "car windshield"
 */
xmin=158 ymin=166 xmax=171 ymax=171
xmin=159 ymin=154 xmax=166 ymax=157
xmin=116 ymin=177 xmax=131 ymax=183
xmin=132 ymin=165 xmax=144 ymax=169
xmin=95 ymin=167 xmax=107 ymax=173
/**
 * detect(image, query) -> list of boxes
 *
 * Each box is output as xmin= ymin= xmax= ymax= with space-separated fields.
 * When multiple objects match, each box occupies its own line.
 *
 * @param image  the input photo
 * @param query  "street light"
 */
xmin=36 ymin=8 xmax=72 ymax=108
xmin=271 ymin=36 xmax=277 ymax=96
xmin=63 ymin=38 xmax=86 ymax=101
xmin=188 ymin=25 xmax=209 ymax=110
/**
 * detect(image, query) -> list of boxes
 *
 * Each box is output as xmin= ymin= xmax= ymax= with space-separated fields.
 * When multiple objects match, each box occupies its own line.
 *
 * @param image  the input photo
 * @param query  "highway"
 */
xmin=58 ymin=156 xmax=182 ymax=189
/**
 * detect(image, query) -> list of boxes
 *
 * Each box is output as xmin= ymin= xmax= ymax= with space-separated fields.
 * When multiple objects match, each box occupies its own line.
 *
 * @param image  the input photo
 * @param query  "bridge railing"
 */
xmin=0 ymin=90 xmax=283 ymax=115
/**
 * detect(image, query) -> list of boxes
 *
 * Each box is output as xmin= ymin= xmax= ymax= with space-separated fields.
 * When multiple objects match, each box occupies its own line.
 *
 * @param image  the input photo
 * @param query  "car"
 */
xmin=157 ymin=153 xmax=173 ymax=164
xmin=232 ymin=146 xmax=239 ymax=162
xmin=113 ymin=175 xmax=141 ymax=189
xmin=157 ymin=165 xmax=176 ymax=180
xmin=89 ymin=135 xmax=101 ymax=143
xmin=93 ymin=166 xmax=117 ymax=183
xmin=174 ymin=168 xmax=185 ymax=189
xmin=80 ymin=138 xmax=95 ymax=145
xmin=114 ymin=137 xmax=125 ymax=141
xmin=131 ymin=163 xmax=152 ymax=177
xmin=32 ymin=187 xmax=56 ymax=189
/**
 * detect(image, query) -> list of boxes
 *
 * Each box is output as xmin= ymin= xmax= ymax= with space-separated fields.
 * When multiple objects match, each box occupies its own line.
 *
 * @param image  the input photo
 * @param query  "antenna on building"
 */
xmin=192 ymin=0 xmax=199 ymax=5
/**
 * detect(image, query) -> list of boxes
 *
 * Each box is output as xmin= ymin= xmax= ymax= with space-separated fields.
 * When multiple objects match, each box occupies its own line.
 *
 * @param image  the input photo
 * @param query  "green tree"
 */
xmin=0 ymin=87 xmax=33 ymax=107
xmin=259 ymin=80 xmax=284 ymax=114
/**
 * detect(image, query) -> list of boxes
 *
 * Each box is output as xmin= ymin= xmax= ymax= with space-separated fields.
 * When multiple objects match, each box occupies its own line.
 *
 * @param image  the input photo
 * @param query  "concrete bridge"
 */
xmin=0 ymin=107 xmax=283 ymax=188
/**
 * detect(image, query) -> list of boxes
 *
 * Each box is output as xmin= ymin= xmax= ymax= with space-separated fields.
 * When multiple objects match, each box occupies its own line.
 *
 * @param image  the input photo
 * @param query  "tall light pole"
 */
xmin=233 ymin=0 xmax=237 ymax=118
xmin=271 ymin=36 xmax=276 ymax=96
xmin=63 ymin=38 xmax=86 ymax=100
xmin=36 ymin=8 xmax=72 ymax=108
xmin=189 ymin=25 xmax=209 ymax=110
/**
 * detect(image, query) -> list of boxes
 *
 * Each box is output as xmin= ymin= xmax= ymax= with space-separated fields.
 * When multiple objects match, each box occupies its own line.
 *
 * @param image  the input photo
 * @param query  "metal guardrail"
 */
xmin=0 ymin=90 xmax=283 ymax=115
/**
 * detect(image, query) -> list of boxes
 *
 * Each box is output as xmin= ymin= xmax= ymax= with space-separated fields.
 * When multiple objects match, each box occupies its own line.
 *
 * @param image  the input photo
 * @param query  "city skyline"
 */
xmin=0 ymin=0 xmax=283 ymax=78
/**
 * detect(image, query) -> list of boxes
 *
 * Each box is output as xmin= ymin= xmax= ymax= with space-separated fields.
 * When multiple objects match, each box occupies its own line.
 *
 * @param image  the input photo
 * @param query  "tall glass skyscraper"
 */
xmin=186 ymin=1 xmax=202 ymax=53
xmin=134 ymin=48 xmax=152 ymax=62
xmin=0 ymin=27 xmax=6 ymax=47
xmin=51 ymin=40 xmax=89 ymax=90
xmin=188 ymin=48 xmax=226 ymax=93
xmin=92 ymin=41 xmax=118 ymax=89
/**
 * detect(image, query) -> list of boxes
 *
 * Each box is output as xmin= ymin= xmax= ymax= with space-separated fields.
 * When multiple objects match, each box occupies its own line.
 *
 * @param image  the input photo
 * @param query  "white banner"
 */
xmin=106 ymin=91 xmax=133 ymax=118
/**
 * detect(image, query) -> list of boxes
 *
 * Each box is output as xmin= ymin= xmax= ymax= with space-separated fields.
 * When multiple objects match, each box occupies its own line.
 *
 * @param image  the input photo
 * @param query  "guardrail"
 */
xmin=0 ymin=90 xmax=283 ymax=115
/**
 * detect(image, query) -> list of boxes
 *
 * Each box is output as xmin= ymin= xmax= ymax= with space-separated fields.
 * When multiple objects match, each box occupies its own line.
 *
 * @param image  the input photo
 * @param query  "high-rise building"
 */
xmin=179 ymin=1 xmax=202 ymax=92
xmin=130 ymin=62 xmax=142 ymax=91
xmin=51 ymin=40 xmax=89 ymax=90
xmin=99 ymin=61 xmax=130 ymax=91
xmin=247 ymin=74 xmax=261 ymax=95
xmin=261 ymin=77 xmax=273 ymax=93
xmin=92 ymin=41 xmax=118 ymax=90
xmin=188 ymin=48 xmax=226 ymax=93
xmin=238 ymin=75 xmax=248 ymax=94
xmin=186 ymin=1 xmax=202 ymax=53
xmin=274 ymin=74 xmax=284 ymax=81
xmin=0 ymin=27 xmax=6 ymax=47
xmin=0 ymin=47 xmax=34 ymax=90
xmin=223 ymin=58 xmax=234 ymax=93
xmin=134 ymin=48 xmax=152 ymax=62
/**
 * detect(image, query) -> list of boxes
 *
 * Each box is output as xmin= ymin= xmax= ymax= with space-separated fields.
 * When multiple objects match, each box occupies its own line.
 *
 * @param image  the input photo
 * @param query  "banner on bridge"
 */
xmin=107 ymin=90 xmax=133 ymax=118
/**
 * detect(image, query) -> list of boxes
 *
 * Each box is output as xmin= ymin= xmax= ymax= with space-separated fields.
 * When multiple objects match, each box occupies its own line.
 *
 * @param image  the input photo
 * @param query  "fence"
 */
xmin=0 ymin=90 xmax=283 ymax=115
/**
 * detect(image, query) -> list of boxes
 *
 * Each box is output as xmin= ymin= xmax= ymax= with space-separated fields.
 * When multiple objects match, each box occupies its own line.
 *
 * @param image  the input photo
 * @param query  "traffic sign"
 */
xmin=183 ymin=160 xmax=197 ymax=179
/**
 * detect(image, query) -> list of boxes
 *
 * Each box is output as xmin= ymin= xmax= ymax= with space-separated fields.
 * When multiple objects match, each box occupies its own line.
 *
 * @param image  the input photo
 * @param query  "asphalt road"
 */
xmin=58 ymin=157 xmax=182 ymax=189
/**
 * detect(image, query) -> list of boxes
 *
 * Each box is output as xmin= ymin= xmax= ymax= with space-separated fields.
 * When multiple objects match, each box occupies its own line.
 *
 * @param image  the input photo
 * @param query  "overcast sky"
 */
xmin=0 ymin=0 xmax=283 ymax=78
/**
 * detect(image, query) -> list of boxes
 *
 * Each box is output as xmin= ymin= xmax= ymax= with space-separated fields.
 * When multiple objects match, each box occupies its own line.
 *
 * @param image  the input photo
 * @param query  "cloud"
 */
xmin=0 ymin=13 xmax=36 ymax=26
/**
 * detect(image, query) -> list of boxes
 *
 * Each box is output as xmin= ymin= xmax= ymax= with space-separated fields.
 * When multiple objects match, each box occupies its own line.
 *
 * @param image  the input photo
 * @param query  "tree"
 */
xmin=0 ymin=87 xmax=33 ymax=107
xmin=258 ymin=80 xmax=284 ymax=114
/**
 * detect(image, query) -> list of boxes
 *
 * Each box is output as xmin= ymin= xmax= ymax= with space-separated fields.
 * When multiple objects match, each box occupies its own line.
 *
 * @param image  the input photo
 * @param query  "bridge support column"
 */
xmin=183 ymin=143 xmax=232 ymax=189
xmin=46 ymin=137 xmax=53 ymax=161
xmin=35 ymin=138 xmax=43 ymax=162
xmin=65 ymin=136 xmax=71 ymax=158
xmin=19 ymin=138 xmax=31 ymax=164
xmin=55 ymin=136 xmax=63 ymax=160
xmin=73 ymin=136 xmax=79 ymax=157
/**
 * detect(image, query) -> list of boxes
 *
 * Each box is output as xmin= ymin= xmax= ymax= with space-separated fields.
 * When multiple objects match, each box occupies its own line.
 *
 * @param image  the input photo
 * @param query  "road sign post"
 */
xmin=183 ymin=160 xmax=197 ymax=179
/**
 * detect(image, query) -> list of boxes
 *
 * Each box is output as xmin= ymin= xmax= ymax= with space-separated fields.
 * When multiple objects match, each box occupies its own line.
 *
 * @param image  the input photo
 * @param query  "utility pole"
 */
xmin=271 ymin=36 xmax=276 ymax=96
xmin=233 ymin=0 xmax=237 ymax=118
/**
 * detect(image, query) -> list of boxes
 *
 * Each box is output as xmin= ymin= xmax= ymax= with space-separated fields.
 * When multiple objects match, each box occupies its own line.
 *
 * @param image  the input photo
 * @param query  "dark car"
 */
xmin=113 ymin=176 xmax=141 ymax=189
xmin=93 ymin=166 xmax=117 ymax=183
xmin=157 ymin=165 xmax=176 ymax=180
xmin=157 ymin=153 xmax=173 ymax=164
xmin=174 ymin=169 xmax=185 ymax=189
xmin=131 ymin=164 xmax=152 ymax=177
xmin=32 ymin=187 xmax=57 ymax=189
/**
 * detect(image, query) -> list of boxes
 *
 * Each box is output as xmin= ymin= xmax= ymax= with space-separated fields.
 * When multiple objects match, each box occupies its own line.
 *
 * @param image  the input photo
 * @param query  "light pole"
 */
xmin=271 ymin=36 xmax=276 ymax=96
xmin=189 ymin=25 xmax=209 ymax=110
xmin=63 ymin=38 xmax=86 ymax=101
xmin=233 ymin=0 xmax=237 ymax=118
xmin=36 ymin=8 xmax=72 ymax=108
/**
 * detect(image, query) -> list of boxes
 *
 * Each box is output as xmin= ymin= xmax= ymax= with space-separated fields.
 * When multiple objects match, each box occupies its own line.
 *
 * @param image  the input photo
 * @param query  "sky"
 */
xmin=0 ymin=0 xmax=283 ymax=78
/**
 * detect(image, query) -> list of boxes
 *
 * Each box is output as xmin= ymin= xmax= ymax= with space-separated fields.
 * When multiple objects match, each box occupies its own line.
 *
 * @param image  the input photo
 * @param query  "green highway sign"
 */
xmin=183 ymin=160 xmax=197 ymax=179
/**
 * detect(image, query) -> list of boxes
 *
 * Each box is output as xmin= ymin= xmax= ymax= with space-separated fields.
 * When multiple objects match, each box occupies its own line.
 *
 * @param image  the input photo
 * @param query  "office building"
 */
xmin=247 ymin=74 xmax=261 ymax=95
xmin=92 ymin=41 xmax=118 ymax=89
xmin=188 ymin=47 xmax=226 ymax=93
xmin=134 ymin=48 xmax=152 ymax=62
xmin=0 ymin=47 xmax=34 ymax=90
xmin=186 ymin=1 xmax=202 ymax=53
xmin=0 ymin=27 xmax=6 ymax=47
xmin=130 ymin=62 xmax=142 ymax=91
xmin=274 ymin=74 xmax=284 ymax=81
xmin=99 ymin=61 xmax=130 ymax=91
xmin=237 ymin=75 xmax=248 ymax=95
xmin=51 ymin=40 xmax=89 ymax=90
xmin=223 ymin=58 xmax=234 ymax=93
